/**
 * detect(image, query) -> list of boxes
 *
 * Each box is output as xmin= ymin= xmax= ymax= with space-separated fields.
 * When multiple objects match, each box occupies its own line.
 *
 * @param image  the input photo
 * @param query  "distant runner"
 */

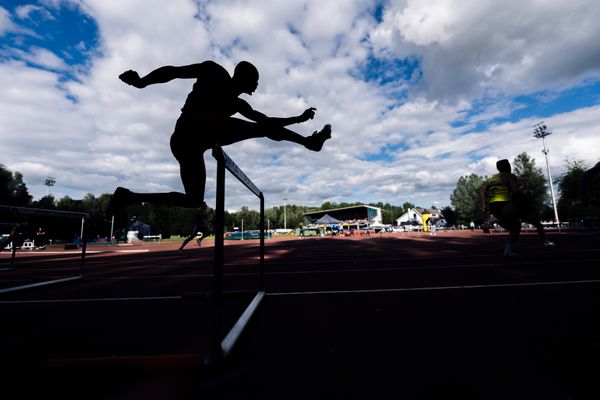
xmin=480 ymin=159 xmax=524 ymax=257
xmin=177 ymin=207 xmax=209 ymax=256
xmin=480 ymin=159 xmax=553 ymax=257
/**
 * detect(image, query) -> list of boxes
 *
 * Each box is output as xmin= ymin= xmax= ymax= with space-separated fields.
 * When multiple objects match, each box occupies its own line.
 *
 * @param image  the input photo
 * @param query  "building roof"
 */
xmin=303 ymin=204 xmax=382 ymax=224
xmin=315 ymin=214 xmax=342 ymax=224
xmin=303 ymin=204 xmax=381 ymax=216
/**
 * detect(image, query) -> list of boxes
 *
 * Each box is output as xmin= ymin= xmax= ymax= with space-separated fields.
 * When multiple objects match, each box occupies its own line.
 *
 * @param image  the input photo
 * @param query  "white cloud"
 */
xmin=15 ymin=4 xmax=55 ymax=21
xmin=0 ymin=6 xmax=14 ymax=36
xmin=0 ymin=0 xmax=599 ymax=212
xmin=11 ymin=46 xmax=69 ymax=70
xmin=0 ymin=5 xmax=43 ymax=38
xmin=371 ymin=0 xmax=600 ymax=103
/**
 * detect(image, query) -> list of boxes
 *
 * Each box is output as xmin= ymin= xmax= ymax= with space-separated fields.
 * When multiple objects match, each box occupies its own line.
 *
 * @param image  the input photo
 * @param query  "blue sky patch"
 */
xmin=360 ymin=142 xmax=411 ymax=163
xmin=510 ymin=80 xmax=600 ymax=121
xmin=361 ymin=54 xmax=421 ymax=85
xmin=1 ymin=1 xmax=99 ymax=75
xmin=452 ymin=79 xmax=600 ymax=133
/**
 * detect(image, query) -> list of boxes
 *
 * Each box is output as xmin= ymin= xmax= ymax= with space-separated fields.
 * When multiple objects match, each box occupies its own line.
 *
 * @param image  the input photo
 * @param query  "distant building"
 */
xmin=303 ymin=205 xmax=383 ymax=225
xmin=395 ymin=207 xmax=444 ymax=226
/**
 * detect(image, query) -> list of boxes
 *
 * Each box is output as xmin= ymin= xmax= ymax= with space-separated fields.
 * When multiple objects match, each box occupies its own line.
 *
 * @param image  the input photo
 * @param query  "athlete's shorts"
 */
xmin=489 ymin=201 xmax=511 ymax=218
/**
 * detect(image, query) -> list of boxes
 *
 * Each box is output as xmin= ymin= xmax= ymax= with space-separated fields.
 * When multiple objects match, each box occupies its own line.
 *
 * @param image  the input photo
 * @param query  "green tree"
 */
xmin=320 ymin=201 xmax=336 ymax=210
xmin=31 ymin=195 xmax=56 ymax=210
xmin=0 ymin=164 xmax=32 ymax=206
xmin=402 ymin=202 xmax=415 ymax=213
xmin=286 ymin=204 xmax=310 ymax=228
xmin=57 ymin=195 xmax=84 ymax=211
xmin=450 ymin=173 xmax=487 ymax=225
xmin=440 ymin=206 xmax=458 ymax=227
xmin=512 ymin=152 xmax=548 ymax=217
xmin=266 ymin=206 xmax=284 ymax=229
xmin=236 ymin=206 xmax=261 ymax=230
xmin=555 ymin=159 xmax=600 ymax=219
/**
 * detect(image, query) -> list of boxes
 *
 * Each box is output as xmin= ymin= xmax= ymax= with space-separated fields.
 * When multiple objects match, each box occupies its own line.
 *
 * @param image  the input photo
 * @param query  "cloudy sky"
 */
xmin=1 ymin=0 xmax=599 ymax=211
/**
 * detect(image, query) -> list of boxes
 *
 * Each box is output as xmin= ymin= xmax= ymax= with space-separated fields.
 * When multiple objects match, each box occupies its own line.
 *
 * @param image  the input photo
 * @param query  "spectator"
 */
xmin=35 ymin=226 xmax=46 ymax=250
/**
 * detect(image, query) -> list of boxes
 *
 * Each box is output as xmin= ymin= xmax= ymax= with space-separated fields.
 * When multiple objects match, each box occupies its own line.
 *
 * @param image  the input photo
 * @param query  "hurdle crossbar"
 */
xmin=207 ymin=146 xmax=265 ymax=364
xmin=0 ymin=205 xmax=89 ymax=220
xmin=0 ymin=204 xmax=89 ymax=290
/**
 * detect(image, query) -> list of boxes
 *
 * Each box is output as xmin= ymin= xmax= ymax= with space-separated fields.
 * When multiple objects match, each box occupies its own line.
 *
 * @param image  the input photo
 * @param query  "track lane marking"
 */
xmin=267 ymin=278 xmax=600 ymax=296
xmin=3 ymin=278 xmax=600 ymax=305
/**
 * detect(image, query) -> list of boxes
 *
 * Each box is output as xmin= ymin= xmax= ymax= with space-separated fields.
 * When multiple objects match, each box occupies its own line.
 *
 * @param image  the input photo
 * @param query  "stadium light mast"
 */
xmin=533 ymin=122 xmax=560 ymax=225
xmin=282 ymin=198 xmax=287 ymax=230
xmin=44 ymin=176 xmax=56 ymax=196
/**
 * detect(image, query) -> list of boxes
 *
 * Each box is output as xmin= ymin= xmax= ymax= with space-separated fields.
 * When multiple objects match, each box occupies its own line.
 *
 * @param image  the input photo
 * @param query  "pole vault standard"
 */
xmin=207 ymin=145 xmax=265 ymax=365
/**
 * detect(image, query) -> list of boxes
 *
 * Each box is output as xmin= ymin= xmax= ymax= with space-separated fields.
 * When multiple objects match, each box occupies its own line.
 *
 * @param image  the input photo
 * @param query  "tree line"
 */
xmin=1 ymin=153 xmax=597 ymax=240
xmin=449 ymin=152 xmax=599 ymax=225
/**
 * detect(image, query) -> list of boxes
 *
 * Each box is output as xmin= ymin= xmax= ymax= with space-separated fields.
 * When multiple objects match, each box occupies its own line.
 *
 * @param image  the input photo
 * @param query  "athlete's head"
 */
xmin=496 ymin=159 xmax=511 ymax=173
xmin=233 ymin=61 xmax=259 ymax=95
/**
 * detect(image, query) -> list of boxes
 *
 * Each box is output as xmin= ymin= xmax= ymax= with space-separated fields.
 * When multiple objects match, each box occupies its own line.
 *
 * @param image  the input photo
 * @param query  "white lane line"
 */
xmin=50 ymin=255 xmax=600 ymax=281
xmin=0 ymin=249 xmax=150 ymax=256
xmin=4 ymin=279 xmax=600 ymax=305
xmin=221 ymin=291 xmax=264 ymax=357
xmin=0 ymin=295 xmax=181 ymax=305
xmin=267 ymin=279 xmax=600 ymax=297
xmin=0 ymin=276 xmax=82 ymax=294
xmin=0 ymin=251 xmax=94 ymax=255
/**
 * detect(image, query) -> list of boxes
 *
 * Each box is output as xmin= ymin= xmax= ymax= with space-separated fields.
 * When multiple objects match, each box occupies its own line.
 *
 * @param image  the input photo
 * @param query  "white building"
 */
xmin=395 ymin=207 xmax=444 ymax=226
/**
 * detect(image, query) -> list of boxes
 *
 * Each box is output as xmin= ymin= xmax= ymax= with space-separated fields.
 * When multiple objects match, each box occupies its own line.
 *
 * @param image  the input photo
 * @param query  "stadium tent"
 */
xmin=315 ymin=214 xmax=341 ymax=224
xmin=303 ymin=204 xmax=383 ymax=224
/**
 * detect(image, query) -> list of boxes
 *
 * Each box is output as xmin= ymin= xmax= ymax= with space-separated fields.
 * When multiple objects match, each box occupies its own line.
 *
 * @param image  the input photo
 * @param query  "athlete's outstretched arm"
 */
xmin=238 ymin=100 xmax=316 ymax=126
xmin=119 ymin=64 xmax=204 ymax=88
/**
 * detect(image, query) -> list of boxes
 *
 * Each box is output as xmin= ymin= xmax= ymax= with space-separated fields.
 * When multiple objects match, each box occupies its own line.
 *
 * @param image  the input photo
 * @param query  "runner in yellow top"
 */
xmin=480 ymin=159 xmax=521 ymax=256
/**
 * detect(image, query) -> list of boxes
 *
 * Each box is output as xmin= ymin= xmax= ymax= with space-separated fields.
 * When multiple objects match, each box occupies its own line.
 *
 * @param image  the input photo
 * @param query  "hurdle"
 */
xmin=0 ymin=205 xmax=89 ymax=293
xmin=206 ymin=145 xmax=266 ymax=365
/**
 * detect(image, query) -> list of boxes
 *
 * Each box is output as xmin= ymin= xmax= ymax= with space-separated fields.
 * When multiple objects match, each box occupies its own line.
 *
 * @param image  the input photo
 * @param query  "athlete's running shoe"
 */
xmin=305 ymin=124 xmax=332 ymax=151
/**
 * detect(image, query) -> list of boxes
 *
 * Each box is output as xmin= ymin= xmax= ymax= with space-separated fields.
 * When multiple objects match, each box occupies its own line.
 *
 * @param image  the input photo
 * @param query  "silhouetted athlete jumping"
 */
xmin=107 ymin=60 xmax=331 ymax=214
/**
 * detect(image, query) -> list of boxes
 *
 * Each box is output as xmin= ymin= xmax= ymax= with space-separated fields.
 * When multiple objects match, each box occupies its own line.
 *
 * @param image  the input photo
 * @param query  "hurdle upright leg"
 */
xmin=10 ymin=237 xmax=16 ymax=268
xmin=79 ymin=217 xmax=87 ymax=277
xmin=205 ymin=145 xmax=267 ymax=365
xmin=259 ymin=193 xmax=265 ymax=290
xmin=206 ymin=153 xmax=226 ymax=365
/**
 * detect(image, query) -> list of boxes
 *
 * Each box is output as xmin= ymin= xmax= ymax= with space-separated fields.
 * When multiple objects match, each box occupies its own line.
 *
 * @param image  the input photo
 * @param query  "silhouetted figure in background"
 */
xmin=480 ymin=159 xmax=521 ymax=257
xmin=35 ymin=226 xmax=46 ymax=250
xmin=107 ymin=60 xmax=332 ymax=216
xmin=177 ymin=206 xmax=209 ymax=256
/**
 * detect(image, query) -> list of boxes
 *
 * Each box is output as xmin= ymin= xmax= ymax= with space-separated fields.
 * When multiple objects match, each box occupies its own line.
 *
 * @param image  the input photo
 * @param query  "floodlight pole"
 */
xmin=283 ymin=198 xmax=287 ymax=230
xmin=533 ymin=122 xmax=560 ymax=226
xmin=44 ymin=177 xmax=56 ymax=196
